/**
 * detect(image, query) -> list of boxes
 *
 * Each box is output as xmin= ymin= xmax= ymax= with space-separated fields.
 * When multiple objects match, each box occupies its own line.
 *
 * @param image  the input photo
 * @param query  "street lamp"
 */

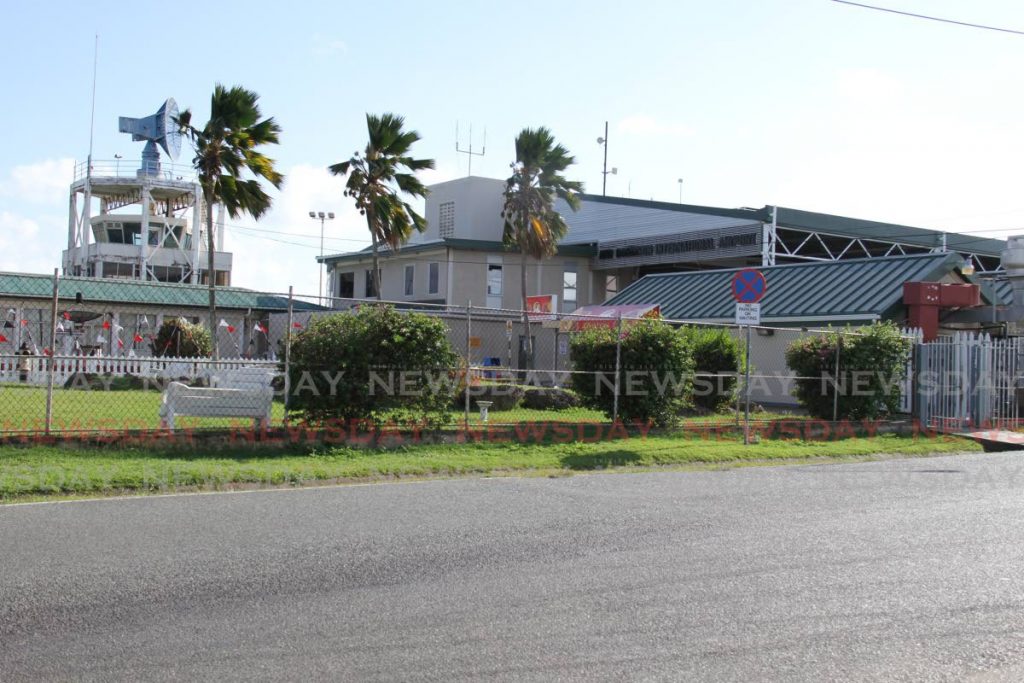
xmin=309 ymin=210 xmax=335 ymax=303
xmin=677 ymin=178 xmax=683 ymax=204
xmin=114 ymin=154 xmax=122 ymax=175
xmin=596 ymin=121 xmax=617 ymax=196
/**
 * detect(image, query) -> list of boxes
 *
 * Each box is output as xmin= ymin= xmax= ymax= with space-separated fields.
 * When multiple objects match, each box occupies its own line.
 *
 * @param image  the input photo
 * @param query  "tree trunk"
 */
xmin=520 ymin=241 xmax=532 ymax=370
xmin=368 ymin=213 xmax=381 ymax=302
xmin=206 ymin=195 xmax=218 ymax=360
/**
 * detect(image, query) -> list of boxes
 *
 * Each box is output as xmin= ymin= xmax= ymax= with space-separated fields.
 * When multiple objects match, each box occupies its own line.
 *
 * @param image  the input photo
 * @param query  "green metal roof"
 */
xmin=319 ymin=238 xmax=596 ymax=265
xmin=605 ymin=253 xmax=972 ymax=323
xmin=0 ymin=272 xmax=323 ymax=311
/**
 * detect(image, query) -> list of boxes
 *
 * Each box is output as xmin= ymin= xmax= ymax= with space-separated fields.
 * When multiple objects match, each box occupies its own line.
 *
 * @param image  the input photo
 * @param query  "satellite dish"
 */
xmin=118 ymin=98 xmax=182 ymax=176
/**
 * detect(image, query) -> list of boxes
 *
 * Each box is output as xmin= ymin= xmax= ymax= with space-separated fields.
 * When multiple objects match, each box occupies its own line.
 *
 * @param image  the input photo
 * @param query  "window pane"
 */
xmin=487 ymin=264 xmax=502 ymax=296
xmin=339 ymin=272 xmax=354 ymax=298
xmin=404 ymin=265 xmax=414 ymax=296
xmin=428 ymin=262 xmax=439 ymax=294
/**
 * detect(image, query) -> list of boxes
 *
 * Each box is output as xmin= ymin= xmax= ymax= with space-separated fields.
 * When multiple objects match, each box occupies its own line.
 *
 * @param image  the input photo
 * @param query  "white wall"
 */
xmin=416 ymin=177 xmax=506 ymax=243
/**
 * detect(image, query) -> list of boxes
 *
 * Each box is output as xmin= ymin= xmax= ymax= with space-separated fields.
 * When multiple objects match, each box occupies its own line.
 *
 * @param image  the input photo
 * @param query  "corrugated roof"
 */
xmin=605 ymin=253 xmax=968 ymax=322
xmin=319 ymin=238 xmax=596 ymax=264
xmin=0 ymin=272 xmax=323 ymax=311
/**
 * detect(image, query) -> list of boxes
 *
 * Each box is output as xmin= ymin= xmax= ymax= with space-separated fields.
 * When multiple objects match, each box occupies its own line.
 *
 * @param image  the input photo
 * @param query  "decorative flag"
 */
xmin=227 ymin=325 xmax=236 ymax=333
xmin=102 ymin=320 xmax=111 ymax=330
xmin=32 ymin=344 xmax=39 ymax=355
xmin=55 ymin=321 xmax=64 ymax=333
xmin=140 ymin=315 xmax=149 ymax=327
xmin=96 ymin=334 xmax=106 ymax=344
xmin=218 ymin=319 xmax=230 ymax=328
xmin=62 ymin=311 xmax=71 ymax=320
xmin=0 ymin=334 xmax=7 ymax=343
xmin=42 ymin=348 xmax=52 ymax=357
xmin=133 ymin=334 xmax=144 ymax=343
xmin=292 ymin=321 xmax=303 ymax=329
xmin=20 ymin=319 xmax=28 ymax=327
xmin=117 ymin=339 xmax=124 ymax=349
xmin=254 ymin=322 xmax=268 ymax=335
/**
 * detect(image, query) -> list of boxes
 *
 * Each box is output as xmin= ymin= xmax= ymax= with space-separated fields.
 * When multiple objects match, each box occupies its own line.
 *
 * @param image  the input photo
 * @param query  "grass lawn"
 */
xmin=0 ymin=384 xmax=801 ymax=432
xmin=0 ymin=432 xmax=981 ymax=502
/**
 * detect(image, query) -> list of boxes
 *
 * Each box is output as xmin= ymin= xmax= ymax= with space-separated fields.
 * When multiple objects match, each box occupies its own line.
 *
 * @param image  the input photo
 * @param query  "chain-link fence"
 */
xmin=0 ymin=272 xmax=927 ymax=438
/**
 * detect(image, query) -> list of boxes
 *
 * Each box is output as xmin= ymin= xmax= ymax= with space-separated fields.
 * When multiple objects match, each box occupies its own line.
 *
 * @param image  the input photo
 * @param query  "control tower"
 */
xmin=62 ymin=98 xmax=232 ymax=285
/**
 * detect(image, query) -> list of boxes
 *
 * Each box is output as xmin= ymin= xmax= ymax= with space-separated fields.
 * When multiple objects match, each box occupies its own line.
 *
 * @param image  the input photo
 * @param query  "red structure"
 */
xmin=903 ymin=282 xmax=981 ymax=341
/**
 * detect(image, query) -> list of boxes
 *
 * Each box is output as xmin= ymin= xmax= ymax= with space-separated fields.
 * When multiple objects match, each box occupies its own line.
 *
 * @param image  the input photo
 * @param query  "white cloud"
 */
xmin=310 ymin=33 xmax=347 ymax=57
xmin=617 ymin=115 xmax=695 ymax=138
xmin=2 ymin=158 xmax=75 ymax=204
xmin=0 ymin=211 xmax=61 ymax=275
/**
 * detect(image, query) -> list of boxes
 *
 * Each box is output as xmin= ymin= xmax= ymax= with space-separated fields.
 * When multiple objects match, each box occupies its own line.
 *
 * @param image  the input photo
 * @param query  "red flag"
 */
xmin=20 ymin=319 xmax=28 ymax=327
xmin=62 ymin=311 xmax=71 ymax=320
xmin=117 ymin=339 xmax=124 ymax=349
xmin=0 ymin=334 xmax=8 ymax=343
xmin=254 ymin=322 xmax=268 ymax=334
xmin=292 ymin=322 xmax=303 ymax=329
xmin=227 ymin=325 xmax=236 ymax=334
xmin=133 ymin=334 xmax=144 ymax=343
xmin=102 ymin=320 xmax=111 ymax=330
xmin=42 ymin=348 xmax=52 ymax=356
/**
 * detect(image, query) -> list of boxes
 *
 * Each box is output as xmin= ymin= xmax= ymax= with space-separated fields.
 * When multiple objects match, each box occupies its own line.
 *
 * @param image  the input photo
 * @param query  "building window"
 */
xmin=404 ymin=264 xmax=415 ymax=296
xmin=365 ymin=269 xmax=380 ymax=298
xmin=487 ymin=256 xmax=503 ymax=309
xmin=428 ymin=262 xmax=439 ymax=295
xmin=439 ymin=201 xmax=455 ymax=238
xmin=563 ymin=263 xmax=578 ymax=312
xmin=605 ymin=274 xmax=618 ymax=297
xmin=338 ymin=272 xmax=354 ymax=299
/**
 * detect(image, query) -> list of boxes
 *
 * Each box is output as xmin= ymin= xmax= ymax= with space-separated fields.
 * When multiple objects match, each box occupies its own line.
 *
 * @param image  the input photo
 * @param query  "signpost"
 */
xmin=732 ymin=269 xmax=767 ymax=445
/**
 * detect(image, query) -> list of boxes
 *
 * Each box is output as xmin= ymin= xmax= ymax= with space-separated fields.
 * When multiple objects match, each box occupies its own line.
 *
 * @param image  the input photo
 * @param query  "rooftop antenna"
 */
xmin=87 ymin=35 xmax=99 ymax=180
xmin=118 ymin=99 xmax=182 ymax=176
xmin=455 ymin=121 xmax=486 ymax=176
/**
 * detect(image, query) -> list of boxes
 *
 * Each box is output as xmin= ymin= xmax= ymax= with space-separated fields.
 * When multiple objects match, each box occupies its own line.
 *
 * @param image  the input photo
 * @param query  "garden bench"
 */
xmin=159 ymin=366 xmax=276 ymax=432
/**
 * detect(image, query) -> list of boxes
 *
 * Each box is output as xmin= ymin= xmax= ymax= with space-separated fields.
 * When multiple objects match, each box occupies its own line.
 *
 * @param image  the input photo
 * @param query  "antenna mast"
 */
xmin=87 ymin=35 xmax=99 ymax=175
xmin=455 ymin=122 xmax=486 ymax=176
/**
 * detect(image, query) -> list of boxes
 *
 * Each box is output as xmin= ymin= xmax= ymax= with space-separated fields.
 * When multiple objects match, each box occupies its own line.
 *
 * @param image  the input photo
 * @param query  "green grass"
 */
xmin=0 ymin=384 xmax=802 ymax=432
xmin=0 ymin=432 xmax=981 ymax=502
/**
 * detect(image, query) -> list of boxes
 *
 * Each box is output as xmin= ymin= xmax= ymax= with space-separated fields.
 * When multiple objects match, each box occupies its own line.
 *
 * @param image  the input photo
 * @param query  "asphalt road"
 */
xmin=3 ymin=452 xmax=1024 ymax=681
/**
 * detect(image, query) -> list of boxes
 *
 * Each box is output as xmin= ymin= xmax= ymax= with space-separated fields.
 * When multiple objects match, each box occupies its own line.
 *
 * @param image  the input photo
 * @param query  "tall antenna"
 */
xmin=455 ymin=121 xmax=486 ymax=176
xmin=87 ymin=35 xmax=99 ymax=174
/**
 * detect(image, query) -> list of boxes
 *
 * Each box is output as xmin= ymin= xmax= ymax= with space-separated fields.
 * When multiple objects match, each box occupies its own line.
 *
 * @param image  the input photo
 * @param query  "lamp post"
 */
xmin=309 ymin=210 xmax=335 ymax=304
xmin=114 ymin=154 xmax=122 ymax=175
xmin=596 ymin=122 xmax=617 ymax=196
xmin=677 ymin=178 xmax=683 ymax=203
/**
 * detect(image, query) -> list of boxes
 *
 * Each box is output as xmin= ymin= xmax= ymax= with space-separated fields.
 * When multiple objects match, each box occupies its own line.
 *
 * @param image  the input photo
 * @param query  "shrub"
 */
xmin=785 ymin=322 xmax=912 ymax=419
xmin=681 ymin=326 xmax=745 ymax=412
xmin=151 ymin=318 xmax=212 ymax=358
xmin=570 ymin=320 xmax=694 ymax=427
xmin=286 ymin=305 xmax=459 ymax=426
xmin=522 ymin=387 xmax=581 ymax=411
xmin=457 ymin=383 xmax=525 ymax=412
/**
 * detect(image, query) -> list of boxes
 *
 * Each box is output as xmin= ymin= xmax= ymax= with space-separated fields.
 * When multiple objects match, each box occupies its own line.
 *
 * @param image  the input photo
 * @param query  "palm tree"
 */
xmin=501 ymin=127 xmax=583 ymax=365
xmin=176 ymin=85 xmax=283 ymax=355
xmin=329 ymin=113 xmax=435 ymax=301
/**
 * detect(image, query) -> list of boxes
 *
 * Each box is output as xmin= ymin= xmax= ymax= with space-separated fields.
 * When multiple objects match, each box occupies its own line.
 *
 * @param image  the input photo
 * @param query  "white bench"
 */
xmin=159 ymin=367 xmax=276 ymax=431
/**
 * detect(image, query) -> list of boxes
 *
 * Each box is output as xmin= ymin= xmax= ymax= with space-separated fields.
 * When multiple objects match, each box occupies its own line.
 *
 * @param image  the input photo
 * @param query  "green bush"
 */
xmin=682 ymin=326 xmax=745 ymax=412
xmin=785 ymin=322 xmax=912 ymax=419
xmin=286 ymin=305 xmax=459 ymax=426
xmin=151 ymin=318 xmax=212 ymax=358
xmin=522 ymin=387 xmax=581 ymax=411
xmin=570 ymin=320 xmax=694 ymax=427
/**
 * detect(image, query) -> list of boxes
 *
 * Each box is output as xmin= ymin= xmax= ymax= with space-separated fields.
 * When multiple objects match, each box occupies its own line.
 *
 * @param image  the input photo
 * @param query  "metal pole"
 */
xmin=283 ymin=285 xmax=294 ymax=422
xmin=45 ymin=268 xmax=59 ymax=435
xmin=744 ymin=324 xmax=752 ymax=445
xmin=601 ymin=121 xmax=609 ymax=196
xmin=465 ymin=302 xmax=472 ymax=429
xmin=613 ymin=313 xmax=623 ymax=423
xmin=318 ymin=216 xmax=325 ymax=306
xmin=832 ymin=333 xmax=842 ymax=422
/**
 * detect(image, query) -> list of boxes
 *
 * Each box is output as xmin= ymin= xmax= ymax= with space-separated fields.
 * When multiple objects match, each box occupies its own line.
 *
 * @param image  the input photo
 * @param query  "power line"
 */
xmin=831 ymin=0 xmax=1024 ymax=36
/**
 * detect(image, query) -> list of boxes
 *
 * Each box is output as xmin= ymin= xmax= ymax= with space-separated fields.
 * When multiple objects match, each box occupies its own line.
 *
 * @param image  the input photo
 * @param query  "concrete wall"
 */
xmin=416 ymin=177 xmax=506 ymax=243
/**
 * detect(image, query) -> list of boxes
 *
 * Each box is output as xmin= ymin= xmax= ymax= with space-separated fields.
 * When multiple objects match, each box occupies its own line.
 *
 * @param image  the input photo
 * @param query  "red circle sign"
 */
xmin=732 ymin=269 xmax=767 ymax=303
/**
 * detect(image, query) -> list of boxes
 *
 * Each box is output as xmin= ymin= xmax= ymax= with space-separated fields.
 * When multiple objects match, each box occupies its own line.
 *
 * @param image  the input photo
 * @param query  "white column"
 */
xmin=191 ymin=186 xmax=202 ymax=284
xmin=139 ymin=185 xmax=151 ymax=281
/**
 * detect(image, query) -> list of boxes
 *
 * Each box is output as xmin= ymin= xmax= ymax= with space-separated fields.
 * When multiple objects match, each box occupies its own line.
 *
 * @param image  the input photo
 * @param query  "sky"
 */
xmin=2 ymin=0 xmax=1024 ymax=297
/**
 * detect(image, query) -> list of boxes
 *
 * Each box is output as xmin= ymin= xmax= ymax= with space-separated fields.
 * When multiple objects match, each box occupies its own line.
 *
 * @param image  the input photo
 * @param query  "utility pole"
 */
xmin=597 ymin=121 xmax=617 ymax=196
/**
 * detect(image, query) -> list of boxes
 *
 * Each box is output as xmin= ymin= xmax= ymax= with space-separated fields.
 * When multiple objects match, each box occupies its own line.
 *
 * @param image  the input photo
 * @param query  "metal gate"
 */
xmin=916 ymin=332 xmax=1021 ymax=431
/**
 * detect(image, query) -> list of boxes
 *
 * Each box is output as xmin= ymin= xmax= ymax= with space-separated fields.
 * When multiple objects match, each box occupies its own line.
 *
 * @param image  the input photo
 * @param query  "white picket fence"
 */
xmin=0 ymin=354 xmax=278 ymax=387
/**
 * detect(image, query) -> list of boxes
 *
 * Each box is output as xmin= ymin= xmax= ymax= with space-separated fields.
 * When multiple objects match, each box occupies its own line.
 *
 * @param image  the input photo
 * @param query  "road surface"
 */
xmin=3 ymin=452 xmax=1024 ymax=681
